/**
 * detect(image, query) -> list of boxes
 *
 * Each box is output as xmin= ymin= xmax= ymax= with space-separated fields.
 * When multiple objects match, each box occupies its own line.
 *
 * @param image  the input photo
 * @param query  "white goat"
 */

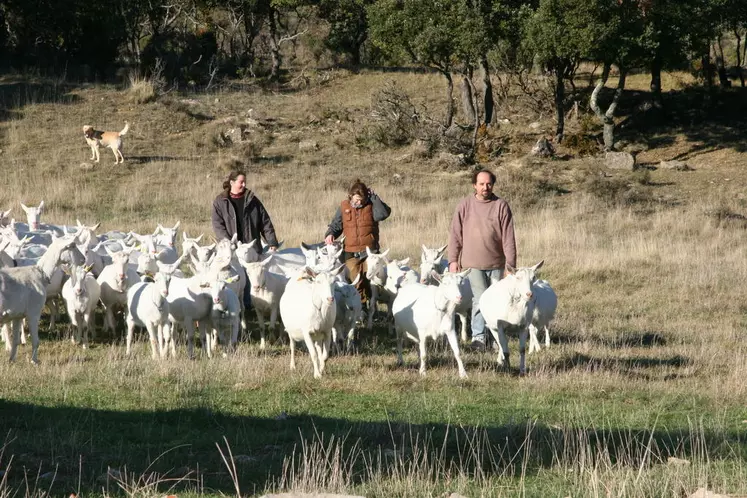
xmin=0 ymin=236 xmax=81 ymax=363
xmin=181 ymin=231 xmax=204 ymax=257
xmin=97 ymin=247 xmax=141 ymax=333
xmin=237 ymin=256 xmax=289 ymax=349
xmin=392 ymin=270 xmax=472 ymax=378
xmin=20 ymin=201 xmax=44 ymax=231
xmin=479 ymin=261 xmax=543 ymax=376
xmin=126 ymin=271 xmax=173 ymax=359
xmin=419 ymin=244 xmax=473 ymax=343
xmin=164 ymin=268 xmax=212 ymax=359
xmin=279 ymin=266 xmax=344 ymax=378
xmin=153 ymin=221 xmax=180 ymax=264
xmin=364 ymin=247 xmax=392 ymax=330
xmin=418 ymin=244 xmax=447 ymax=284
xmin=61 ymin=264 xmax=101 ymax=348
xmin=332 ymin=274 xmax=362 ymax=351
xmin=527 ymin=279 xmax=558 ymax=354
xmin=207 ymin=275 xmax=241 ymax=356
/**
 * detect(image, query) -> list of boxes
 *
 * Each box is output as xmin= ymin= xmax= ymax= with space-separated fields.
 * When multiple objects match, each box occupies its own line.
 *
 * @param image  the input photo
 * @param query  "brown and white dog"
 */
xmin=82 ymin=122 xmax=129 ymax=164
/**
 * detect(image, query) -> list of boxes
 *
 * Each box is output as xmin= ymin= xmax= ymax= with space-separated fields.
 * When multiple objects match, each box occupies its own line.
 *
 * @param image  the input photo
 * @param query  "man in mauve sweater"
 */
xmin=448 ymin=169 xmax=517 ymax=350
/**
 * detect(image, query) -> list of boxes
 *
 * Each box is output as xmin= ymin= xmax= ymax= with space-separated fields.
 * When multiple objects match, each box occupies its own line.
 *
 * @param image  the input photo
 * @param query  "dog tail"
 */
xmin=119 ymin=122 xmax=130 ymax=136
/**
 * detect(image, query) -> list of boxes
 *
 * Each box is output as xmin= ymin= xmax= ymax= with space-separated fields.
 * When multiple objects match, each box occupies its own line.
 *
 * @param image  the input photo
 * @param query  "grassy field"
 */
xmin=0 ymin=70 xmax=745 ymax=497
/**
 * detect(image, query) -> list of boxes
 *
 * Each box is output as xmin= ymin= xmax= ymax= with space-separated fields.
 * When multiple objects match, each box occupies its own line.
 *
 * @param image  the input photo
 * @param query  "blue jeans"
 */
xmin=468 ymin=268 xmax=504 ymax=343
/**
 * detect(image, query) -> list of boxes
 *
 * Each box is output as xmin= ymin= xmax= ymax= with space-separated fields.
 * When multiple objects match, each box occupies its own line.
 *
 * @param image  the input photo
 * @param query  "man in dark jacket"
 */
xmin=212 ymin=170 xmax=279 ymax=253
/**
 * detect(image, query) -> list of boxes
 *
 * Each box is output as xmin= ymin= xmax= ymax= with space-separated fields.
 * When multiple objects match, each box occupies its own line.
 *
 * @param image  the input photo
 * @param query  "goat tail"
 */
xmin=119 ymin=122 xmax=130 ymax=136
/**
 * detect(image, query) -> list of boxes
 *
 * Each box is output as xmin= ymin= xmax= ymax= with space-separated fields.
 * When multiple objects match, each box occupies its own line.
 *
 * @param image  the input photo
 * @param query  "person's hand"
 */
xmin=324 ymin=234 xmax=334 ymax=245
xmin=448 ymin=262 xmax=460 ymax=273
xmin=367 ymin=188 xmax=376 ymax=197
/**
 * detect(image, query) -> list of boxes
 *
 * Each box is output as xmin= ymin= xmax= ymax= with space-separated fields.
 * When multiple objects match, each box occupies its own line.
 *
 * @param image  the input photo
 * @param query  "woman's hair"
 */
xmin=347 ymin=179 xmax=368 ymax=199
xmin=223 ymin=170 xmax=246 ymax=191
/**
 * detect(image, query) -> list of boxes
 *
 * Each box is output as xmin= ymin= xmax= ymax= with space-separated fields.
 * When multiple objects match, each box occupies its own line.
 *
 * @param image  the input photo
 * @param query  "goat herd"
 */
xmin=0 ymin=201 xmax=557 ymax=379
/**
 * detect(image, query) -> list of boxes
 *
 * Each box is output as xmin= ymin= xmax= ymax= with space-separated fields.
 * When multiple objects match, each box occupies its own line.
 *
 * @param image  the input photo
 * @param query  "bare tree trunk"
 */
xmin=650 ymin=55 xmax=663 ymax=109
xmin=467 ymin=75 xmax=480 ymax=157
xmin=441 ymin=70 xmax=455 ymax=129
xmin=460 ymin=77 xmax=476 ymax=124
xmin=702 ymin=52 xmax=714 ymax=91
xmin=715 ymin=37 xmax=731 ymax=87
xmin=735 ymin=29 xmax=745 ymax=87
xmin=268 ymin=8 xmax=281 ymax=81
xmin=590 ymin=64 xmax=627 ymax=151
xmin=554 ymin=67 xmax=565 ymax=143
xmin=480 ymin=56 xmax=494 ymax=125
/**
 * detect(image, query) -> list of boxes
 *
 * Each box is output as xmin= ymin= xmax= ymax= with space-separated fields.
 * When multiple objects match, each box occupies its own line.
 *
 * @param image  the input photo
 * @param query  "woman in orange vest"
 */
xmin=324 ymin=179 xmax=391 ymax=307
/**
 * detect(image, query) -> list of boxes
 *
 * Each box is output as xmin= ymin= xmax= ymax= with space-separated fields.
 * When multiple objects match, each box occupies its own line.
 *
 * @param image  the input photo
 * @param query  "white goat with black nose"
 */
xmin=279 ymin=266 xmax=344 ymax=378
xmin=392 ymin=269 xmax=472 ymax=378
xmin=480 ymin=261 xmax=543 ymax=375
xmin=61 ymin=264 xmax=100 ymax=348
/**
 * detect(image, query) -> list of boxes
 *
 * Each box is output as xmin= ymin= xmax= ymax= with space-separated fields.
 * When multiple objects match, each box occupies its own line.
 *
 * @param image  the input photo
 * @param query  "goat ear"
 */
xmin=338 ymin=235 xmax=346 ymax=244
xmin=532 ymin=260 xmax=544 ymax=272
xmin=421 ymin=244 xmax=428 ymax=254
xmin=172 ymin=221 xmax=180 ymax=231
xmin=436 ymin=244 xmax=447 ymax=257
xmin=20 ymin=203 xmax=29 ymax=212
xmin=399 ymin=257 xmax=410 ymax=266
xmin=380 ymin=248 xmax=390 ymax=259
xmin=300 ymin=241 xmax=311 ymax=251
xmin=365 ymin=247 xmax=373 ymax=257
xmin=38 ymin=200 xmax=44 ymax=211
xmin=331 ymin=264 xmax=345 ymax=277
xmin=350 ymin=273 xmax=361 ymax=286
xmin=76 ymin=219 xmax=84 ymax=227
xmin=90 ymin=222 xmax=101 ymax=232
xmin=195 ymin=234 xmax=203 ymax=243
xmin=154 ymin=224 xmax=163 ymax=236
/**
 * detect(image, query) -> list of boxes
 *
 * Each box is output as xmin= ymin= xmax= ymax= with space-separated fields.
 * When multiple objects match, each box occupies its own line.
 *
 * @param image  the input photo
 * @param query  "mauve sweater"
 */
xmin=447 ymin=194 xmax=516 ymax=270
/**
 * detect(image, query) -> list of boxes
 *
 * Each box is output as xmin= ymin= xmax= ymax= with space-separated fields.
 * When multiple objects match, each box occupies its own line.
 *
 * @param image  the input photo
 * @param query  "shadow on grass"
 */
xmin=550 ymin=329 xmax=668 ymax=348
xmin=126 ymin=155 xmax=182 ymax=164
xmin=547 ymin=352 xmax=691 ymax=374
xmin=0 ymin=396 xmax=743 ymax=497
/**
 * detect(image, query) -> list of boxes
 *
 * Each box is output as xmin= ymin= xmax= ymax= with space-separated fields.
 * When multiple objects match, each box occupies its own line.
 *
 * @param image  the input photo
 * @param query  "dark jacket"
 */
xmin=212 ymin=190 xmax=278 ymax=253
xmin=325 ymin=193 xmax=391 ymax=253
